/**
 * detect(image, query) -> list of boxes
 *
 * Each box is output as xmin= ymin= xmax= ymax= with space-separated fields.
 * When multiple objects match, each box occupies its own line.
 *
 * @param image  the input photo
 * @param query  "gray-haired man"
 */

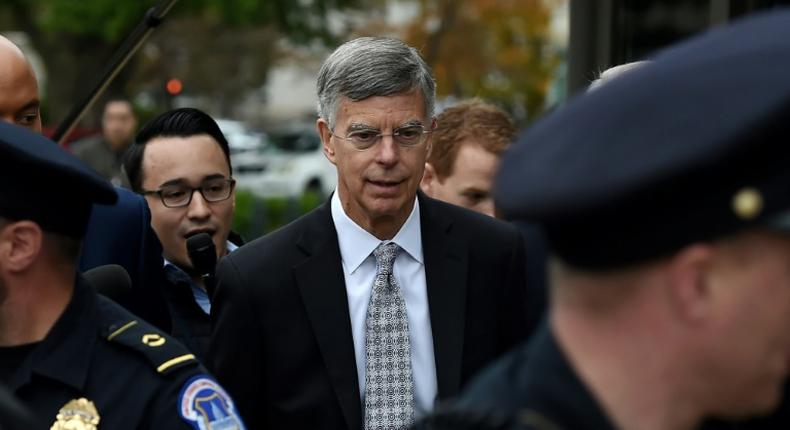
xmin=208 ymin=36 xmax=529 ymax=430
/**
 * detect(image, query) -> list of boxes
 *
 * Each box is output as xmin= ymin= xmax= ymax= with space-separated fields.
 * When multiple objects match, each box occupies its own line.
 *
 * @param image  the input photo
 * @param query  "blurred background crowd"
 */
xmin=1 ymin=0 xmax=787 ymax=240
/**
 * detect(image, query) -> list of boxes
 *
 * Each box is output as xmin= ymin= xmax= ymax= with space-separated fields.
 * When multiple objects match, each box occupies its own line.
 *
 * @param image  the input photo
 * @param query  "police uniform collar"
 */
xmin=518 ymin=325 xmax=615 ymax=429
xmin=9 ymin=277 xmax=97 ymax=392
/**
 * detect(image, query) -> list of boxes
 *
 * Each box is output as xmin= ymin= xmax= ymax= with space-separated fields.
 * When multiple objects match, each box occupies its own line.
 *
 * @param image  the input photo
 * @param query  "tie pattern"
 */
xmin=364 ymin=242 xmax=415 ymax=430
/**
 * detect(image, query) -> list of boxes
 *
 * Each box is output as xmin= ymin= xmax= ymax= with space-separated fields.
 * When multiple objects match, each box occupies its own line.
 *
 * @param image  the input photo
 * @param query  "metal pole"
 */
xmin=53 ymin=0 xmax=179 ymax=145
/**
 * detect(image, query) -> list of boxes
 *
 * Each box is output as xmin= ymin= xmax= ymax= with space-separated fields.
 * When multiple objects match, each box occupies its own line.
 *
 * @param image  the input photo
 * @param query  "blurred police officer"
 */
xmin=421 ymin=9 xmax=790 ymax=430
xmin=0 ymin=122 xmax=245 ymax=429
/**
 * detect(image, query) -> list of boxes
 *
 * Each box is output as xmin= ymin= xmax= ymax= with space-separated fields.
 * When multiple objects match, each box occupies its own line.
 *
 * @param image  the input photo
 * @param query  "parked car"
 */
xmin=233 ymin=126 xmax=336 ymax=198
xmin=217 ymin=118 xmax=267 ymax=155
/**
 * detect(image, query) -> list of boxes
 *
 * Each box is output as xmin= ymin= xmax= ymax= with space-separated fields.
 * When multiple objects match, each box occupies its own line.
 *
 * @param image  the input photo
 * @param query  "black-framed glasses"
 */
xmin=142 ymin=178 xmax=236 ymax=208
xmin=330 ymin=124 xmax=431 ymax=150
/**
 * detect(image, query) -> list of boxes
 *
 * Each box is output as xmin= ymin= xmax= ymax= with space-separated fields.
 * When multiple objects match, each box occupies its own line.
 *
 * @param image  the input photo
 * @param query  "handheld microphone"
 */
xmin=83 ymin=264 xmax=132 ymax=301
xmin=186 ymin=233 xmax=217 ymax=302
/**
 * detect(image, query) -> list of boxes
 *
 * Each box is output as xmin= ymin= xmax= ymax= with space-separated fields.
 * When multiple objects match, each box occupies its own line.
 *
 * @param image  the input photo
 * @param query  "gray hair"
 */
xmin=316 ymin=37 xmax=436 ymax=129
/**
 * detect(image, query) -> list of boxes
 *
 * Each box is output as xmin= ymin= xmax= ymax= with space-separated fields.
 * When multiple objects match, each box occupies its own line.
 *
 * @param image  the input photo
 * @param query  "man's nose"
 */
xmin=186 ymin=190 xmax=212 ymax=219
xmin=374 ymin=135 xmax=399 ymax=166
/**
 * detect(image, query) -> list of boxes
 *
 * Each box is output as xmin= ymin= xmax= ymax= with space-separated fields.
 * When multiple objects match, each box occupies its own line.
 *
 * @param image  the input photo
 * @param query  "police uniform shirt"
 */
xmin=472 ymin=8 xmax=790 ymax=430
xmin=2 ymin=276 xmax=246 ymax=429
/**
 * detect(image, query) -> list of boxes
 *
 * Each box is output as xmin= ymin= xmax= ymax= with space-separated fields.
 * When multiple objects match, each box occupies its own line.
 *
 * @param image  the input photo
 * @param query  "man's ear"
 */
xmin=0 ymin=221 xmax=44 ymax=273
xmin=317 ymin=118 xmax=336 ymax=165
xmin=421 ymin=162 xmax=437 ymax=196
xmin=665 ymin=243 xmax=715 ymax=324
xmin=426 ymin=117 xmax=437 ymax=157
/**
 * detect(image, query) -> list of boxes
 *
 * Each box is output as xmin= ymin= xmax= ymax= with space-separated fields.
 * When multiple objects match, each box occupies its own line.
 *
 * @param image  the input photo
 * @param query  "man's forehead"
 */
xmin=141 ymin=135 xmax=229 ymax=182
xmin=336 ymin=92 xmax=427 ymax=124
xmin=0 ymin=36 xmax=27 ymax=62
xmin=0 ymin=54 xmax=36 ymax=88
xmin=157 ymin=174 xmax=227 ymax=188
xmin=0 ymin=52 xmax=39 ymax=114
xmin=104 ymin=101 xmax=134 ymax=116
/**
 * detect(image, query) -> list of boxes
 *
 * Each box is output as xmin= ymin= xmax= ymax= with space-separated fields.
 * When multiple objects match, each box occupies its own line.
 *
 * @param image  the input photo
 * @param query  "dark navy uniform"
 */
xmin=421 ymin=8 xmax=790 ymax=430
xmin=418 ymin=325 xmax=615 ymax=430
xmin=3 ymin=277 xmax=245 ymax=429
xmin=0 ymin=384 xmax=36 ymax=429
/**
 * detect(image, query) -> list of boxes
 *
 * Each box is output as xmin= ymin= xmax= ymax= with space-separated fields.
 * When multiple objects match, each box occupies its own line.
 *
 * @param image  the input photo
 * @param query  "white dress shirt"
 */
xmin=330 ymin=190 xmax=438 ymax=417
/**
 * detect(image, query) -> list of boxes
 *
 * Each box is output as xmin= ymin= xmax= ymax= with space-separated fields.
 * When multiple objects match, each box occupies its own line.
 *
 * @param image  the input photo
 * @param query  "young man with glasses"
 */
xmin=124 ymin=107 xmax=238 ymax=361
xmin=208 ymin=37 xmax=530 ymax=429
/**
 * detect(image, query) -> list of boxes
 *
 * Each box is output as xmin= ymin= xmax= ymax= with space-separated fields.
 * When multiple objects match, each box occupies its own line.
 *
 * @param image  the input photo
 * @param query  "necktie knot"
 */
xmin=373 ymin=242 xmax=399 ymax=276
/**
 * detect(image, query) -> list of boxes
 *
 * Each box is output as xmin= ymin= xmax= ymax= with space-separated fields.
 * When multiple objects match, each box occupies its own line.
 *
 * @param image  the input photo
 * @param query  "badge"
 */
xmin=179 ymin=375 xmax=246 ymax=430
xmin=50 ymin=398 xmax=100 ymax=430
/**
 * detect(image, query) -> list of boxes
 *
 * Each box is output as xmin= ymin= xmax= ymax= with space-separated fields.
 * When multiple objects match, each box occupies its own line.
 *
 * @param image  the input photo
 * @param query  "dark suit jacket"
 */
xmin=208 ymin=193 xmax=529 ymax=429
xmin=79 ymin=187 xmax=170 ymax=331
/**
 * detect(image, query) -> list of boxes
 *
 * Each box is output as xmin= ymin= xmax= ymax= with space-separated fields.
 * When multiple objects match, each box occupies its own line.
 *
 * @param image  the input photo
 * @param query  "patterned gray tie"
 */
xmin=364 ymin=242 xmax=415 ymax=430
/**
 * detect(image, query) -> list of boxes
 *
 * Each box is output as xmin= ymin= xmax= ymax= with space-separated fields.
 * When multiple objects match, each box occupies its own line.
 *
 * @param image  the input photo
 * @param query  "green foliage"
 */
xmin=35 ymin=0 xmax=151 ymax=41
xmin=10 ymin=0 xmax=364 ymax=42
xmin=0 ymin=0 xmax=374 ymax=123
xmin=232 ymin=189 xmax=325 ymax=241
xmin=401 ymin=0 xmax=560 ymax=124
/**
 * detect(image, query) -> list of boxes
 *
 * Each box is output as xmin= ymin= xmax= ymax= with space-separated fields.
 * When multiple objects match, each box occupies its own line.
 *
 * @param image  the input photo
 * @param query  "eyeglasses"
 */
xmin=330 ymin=124 xmax=431 ymax=150
xmin=142 ymin=178 xmax=236 ymax=208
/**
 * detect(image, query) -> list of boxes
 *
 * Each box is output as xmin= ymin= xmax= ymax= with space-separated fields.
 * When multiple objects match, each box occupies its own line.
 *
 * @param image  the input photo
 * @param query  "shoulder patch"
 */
xmin=179 ymin=375 xmax=246 ymax=430
xmin=97 ymin=294 xmax=198 ymax=375
xmin=104 ymin=318 xmax=197 ymax=375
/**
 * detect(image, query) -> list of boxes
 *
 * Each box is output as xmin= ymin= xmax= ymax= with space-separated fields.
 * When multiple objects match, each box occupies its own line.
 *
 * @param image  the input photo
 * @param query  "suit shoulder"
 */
xmin=228 ymin=204 xmax=325 ymax=260
xmin=426 ymin=197 xmax=520 ymax=240
xmin=95 ymin=295 xmax=199 ymax=376
xmin=88 ymin=187 xmax=146 ymax=224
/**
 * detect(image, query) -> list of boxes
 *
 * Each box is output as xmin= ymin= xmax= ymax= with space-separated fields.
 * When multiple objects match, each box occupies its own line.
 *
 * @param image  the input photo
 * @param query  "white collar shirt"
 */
xmin=330 ymin=190 xmax=438 ymax=417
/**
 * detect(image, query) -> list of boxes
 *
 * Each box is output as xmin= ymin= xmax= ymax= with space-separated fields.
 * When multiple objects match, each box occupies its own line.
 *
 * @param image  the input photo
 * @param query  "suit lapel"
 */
xmin=293 ymin=201 xmax=362 ymax=430
xmin=420 ymin=194 xmax=469 ymax=399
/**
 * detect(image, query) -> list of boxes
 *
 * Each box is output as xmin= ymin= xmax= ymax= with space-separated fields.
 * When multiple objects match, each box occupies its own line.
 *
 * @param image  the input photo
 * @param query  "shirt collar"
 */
xmin=330 ymin=189 xmax=423 ymax=275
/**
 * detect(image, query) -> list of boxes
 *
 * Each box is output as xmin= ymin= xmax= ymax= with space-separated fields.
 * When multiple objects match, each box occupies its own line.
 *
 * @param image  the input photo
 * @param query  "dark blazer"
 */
xmin=80 ymin=187 xmax=171 ymax=331
xmin=208 ymin=193 xmax=529 ymax=429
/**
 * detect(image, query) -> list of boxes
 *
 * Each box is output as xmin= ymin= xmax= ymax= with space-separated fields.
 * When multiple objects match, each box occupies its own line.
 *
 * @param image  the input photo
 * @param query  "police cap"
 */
xmin=496 ymin=9 xmax=790 ymax=270
xmin=0 ymin=122 xmax=117 ymax=238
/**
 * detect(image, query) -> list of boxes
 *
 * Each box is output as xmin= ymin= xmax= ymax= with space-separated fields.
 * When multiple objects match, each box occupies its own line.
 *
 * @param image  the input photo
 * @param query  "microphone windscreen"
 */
xmin=186 ymin=232 xmax=216 ymax=277
xmin=83 ymin=264 xmax=132 ymax=301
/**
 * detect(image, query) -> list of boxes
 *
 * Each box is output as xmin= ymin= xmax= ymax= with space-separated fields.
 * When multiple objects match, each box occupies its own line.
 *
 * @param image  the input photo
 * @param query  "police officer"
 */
xmin=0 ymin=122 xmax=245 ymax=429
xmin=420 ymin=9 xmax=790 ymax=430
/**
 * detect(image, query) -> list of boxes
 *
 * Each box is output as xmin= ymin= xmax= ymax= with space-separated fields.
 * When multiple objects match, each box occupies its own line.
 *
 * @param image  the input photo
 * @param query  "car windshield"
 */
xmin=267 ymin=132 xmax=320 ymax=153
